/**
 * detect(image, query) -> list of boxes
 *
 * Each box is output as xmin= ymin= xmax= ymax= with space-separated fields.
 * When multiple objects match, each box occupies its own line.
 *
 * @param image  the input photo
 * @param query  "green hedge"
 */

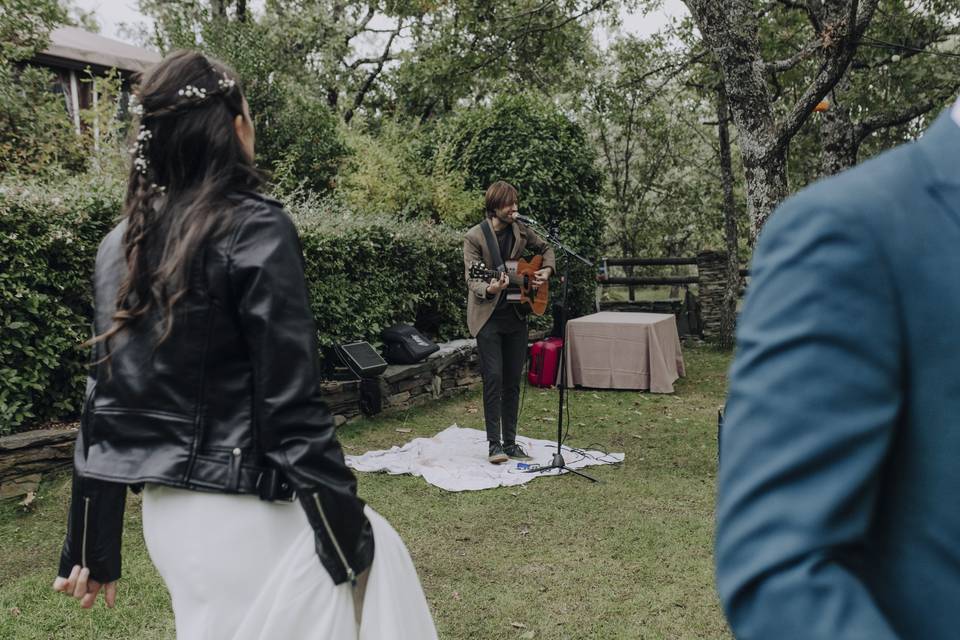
xmin=0 ymin=181 xmax=467 ymax=435
xmin=288 ymin=194 xmax=466 ymax=350
xmin=0 ymin=179 xmax=120 ymax=433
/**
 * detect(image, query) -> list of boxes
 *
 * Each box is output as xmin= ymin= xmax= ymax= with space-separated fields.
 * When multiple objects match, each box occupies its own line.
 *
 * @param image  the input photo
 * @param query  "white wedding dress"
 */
xmin=142 ymin=484 xmax=438 ymax=640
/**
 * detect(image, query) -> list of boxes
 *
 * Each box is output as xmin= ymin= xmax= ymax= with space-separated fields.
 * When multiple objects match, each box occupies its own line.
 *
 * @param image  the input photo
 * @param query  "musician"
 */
xmin=463 ymin=181 xmax=556 ymax=464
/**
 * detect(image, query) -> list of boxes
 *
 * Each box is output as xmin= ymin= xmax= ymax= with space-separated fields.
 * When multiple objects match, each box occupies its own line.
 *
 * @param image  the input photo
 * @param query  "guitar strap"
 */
xmin=480 ymin=219 xmax=505 ymax=271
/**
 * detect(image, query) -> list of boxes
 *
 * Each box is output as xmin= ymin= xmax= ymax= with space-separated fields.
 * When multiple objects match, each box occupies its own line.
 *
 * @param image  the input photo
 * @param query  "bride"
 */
xmin=52 ymin=49 xmax=436 ymax=640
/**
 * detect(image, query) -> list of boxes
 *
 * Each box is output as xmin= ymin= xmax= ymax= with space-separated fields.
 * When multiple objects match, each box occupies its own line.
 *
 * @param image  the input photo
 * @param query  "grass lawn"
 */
xmin=0 ymin=345 xmax=732 ymax=640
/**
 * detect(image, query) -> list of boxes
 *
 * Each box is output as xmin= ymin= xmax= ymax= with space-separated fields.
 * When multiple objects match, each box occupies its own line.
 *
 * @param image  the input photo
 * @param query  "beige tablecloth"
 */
xmin=564 ymin=312 xmax=685 ymax=393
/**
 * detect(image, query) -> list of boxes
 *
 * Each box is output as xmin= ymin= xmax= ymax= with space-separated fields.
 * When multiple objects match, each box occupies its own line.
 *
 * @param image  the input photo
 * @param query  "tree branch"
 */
xmin=347 ymin=55 xmax=398 ymax=70
xmin=764 ymin=39 xmax=821 ymax=72
xmin=346 ymin=5 xmax=376 ymax=42
xmin=773 ymin=0 xmax=880 ymax=151
xmin=855 ymin=98 xmax=938 ymax=143
xmin=498 ymin=0 xmax=557 ymax=22
xmin=344 ymin=17 xmax=403 ymax=123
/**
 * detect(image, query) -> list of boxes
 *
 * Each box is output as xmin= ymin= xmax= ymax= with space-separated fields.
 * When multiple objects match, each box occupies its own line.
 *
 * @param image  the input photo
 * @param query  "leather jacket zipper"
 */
xmin=81 ymin=496 xmax=91 ymax=568
xmin=312 ymin=493 xmax=357 ymax=586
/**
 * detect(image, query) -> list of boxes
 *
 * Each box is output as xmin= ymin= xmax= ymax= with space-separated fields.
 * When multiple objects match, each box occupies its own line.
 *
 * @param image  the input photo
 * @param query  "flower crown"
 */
xmin=128 ymin=71 xmax=237 ymax=190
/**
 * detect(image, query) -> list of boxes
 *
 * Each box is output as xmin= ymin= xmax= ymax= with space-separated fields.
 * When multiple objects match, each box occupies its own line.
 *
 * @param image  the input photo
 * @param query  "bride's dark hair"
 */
xmin=93 ymin=50 xmax=263 ymax=351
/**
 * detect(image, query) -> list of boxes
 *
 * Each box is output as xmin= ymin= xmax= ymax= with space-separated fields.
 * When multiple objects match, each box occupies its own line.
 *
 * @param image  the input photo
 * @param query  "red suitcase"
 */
xmin=528 ymin=337 xmax=563 ymax=388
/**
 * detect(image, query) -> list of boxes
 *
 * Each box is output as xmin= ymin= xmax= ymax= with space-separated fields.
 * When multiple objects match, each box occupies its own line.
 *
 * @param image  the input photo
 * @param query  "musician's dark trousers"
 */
xmin=476 ymin=309 xmax=528 ymax=444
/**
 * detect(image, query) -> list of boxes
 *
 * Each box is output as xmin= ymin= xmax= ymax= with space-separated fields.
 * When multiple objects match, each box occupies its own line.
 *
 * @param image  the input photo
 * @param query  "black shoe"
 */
xmin=503 ymin=442 xmax=531 ymax=460
xmin=488 ymin=441 xmax=508 ymax=464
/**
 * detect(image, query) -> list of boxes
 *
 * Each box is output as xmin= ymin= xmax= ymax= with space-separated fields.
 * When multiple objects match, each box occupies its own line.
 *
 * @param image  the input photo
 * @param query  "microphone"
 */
xmin=515 ymin=214 xmax=538 ymax=226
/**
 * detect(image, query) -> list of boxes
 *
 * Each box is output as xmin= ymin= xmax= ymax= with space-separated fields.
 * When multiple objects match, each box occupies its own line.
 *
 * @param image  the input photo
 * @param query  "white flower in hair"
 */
xmin=179 ymin=85 xmax=207 ymax=98
xmin=132 ymin=124 xmax=152 ymax=174
xmin=128 ymin=93 xmax=144 ymax=116
xmin=218 ymin=73 xmax=236 ymax=90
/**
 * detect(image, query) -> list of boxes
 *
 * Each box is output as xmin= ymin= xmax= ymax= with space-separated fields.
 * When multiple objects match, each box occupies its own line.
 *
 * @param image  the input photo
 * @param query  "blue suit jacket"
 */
xmin=717 ymin=109 xmax=960 ymax=639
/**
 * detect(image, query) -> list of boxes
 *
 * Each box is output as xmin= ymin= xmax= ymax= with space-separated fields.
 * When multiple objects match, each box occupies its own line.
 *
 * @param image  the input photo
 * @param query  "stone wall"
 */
xmin=696 ymin=250 xmax=730 ymax=342
xmin=0 ymin=428 xmax=76 ymax=499
xmin=0 ymin=339 xmax=482 ymax=499
xmin=322 ymin=339 xmax=481 ymax=424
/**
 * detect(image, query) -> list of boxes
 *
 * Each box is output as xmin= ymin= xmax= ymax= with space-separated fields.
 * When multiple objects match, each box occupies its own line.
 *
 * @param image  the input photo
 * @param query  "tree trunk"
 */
xmin=716 ymin=81 xmax=740 ymax=349
xmin=683 ymin=0 xmax=878 ymax=237
xmin=683 ymin=0 xmax=786 ymax=238
xmin=741 ymin=144 xmax=789 ymax=241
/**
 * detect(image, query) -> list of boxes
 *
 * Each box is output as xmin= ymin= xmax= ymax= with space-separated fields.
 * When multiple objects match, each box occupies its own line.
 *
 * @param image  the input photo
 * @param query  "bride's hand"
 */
xmin=53 ymin=565 xmax=118 ymax=609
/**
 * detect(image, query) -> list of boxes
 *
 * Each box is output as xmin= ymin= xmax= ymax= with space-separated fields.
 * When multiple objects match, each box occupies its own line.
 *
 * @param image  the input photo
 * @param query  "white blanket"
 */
xmin=346 ymin=425 xmax=624 ymax=492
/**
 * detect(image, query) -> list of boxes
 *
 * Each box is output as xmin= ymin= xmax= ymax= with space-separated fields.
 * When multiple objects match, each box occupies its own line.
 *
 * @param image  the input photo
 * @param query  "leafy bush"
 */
xmin=0 ymin=177 xmax=122 ymax=433
xmin=256 ymin=78 xmax=348 ymax=195
xmin=432 ymin=94 xmax=605 ymax=319
xmin=147 ymin=10 xmax=348 ymax=195
xmin=288 ymin=193 xmax=466 ymax=351
xmin=0 ymin=65 xmax=88 ymax=177
xmin=337 ymin=119 xmax=481 ymax=226
xmin=0 ymin=179 xmax=468 ymax=434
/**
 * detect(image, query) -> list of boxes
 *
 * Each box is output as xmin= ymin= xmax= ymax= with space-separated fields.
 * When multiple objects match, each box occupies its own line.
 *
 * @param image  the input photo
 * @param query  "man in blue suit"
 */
xmin=717 ymin=105 xmax=960 ymax=639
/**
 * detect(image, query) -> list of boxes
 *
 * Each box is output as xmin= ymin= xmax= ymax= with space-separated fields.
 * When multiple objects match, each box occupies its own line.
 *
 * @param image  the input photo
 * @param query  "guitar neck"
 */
xmin=482 ymin=271 xmax=524 ymax=286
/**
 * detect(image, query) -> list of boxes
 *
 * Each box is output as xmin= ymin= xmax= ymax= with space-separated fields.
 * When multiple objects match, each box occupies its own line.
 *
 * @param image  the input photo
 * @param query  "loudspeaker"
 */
xmin=381 ymin=324 xmax=439 ymax=365
xmin=334 ymin=342 xmax=388 ymax=379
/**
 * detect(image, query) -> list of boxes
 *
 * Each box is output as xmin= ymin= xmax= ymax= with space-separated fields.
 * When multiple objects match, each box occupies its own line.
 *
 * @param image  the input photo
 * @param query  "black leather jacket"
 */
xmin=58 ymin=192 xmax=374 ymax=586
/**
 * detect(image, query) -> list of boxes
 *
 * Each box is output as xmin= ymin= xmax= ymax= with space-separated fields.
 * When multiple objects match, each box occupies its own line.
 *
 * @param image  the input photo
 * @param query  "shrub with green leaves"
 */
xmin=0 ymin=65 xmax=88 ymax=177
xmin=337 ymin=119 xmax=481 ymax=226
xmin=288 ymin=193 xmax=466 ymax=349
xmin=432 ymin=93 xmax=605 ymax=319
xmin=0 ymin=180 xmax=468 ymax=434
xmin=0 ymin=178 xmax=122 ymax=433
xmin=257 ymin=79 xmax=348 ymax=195
xmin=146 ymin=10 xmax=348 ymax=195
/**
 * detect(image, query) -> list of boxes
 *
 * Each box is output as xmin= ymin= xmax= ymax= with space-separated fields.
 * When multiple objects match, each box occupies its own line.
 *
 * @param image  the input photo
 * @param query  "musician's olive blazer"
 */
xmin=462 ymin=218 xmax=556 ymax=337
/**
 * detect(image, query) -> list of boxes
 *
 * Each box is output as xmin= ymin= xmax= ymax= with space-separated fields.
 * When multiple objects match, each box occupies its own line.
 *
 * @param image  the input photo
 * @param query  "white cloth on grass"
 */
xmin=346 ymin=425 xmax=624 ymax=492
xmin=142 ymin=485 xmax=437 ymax=640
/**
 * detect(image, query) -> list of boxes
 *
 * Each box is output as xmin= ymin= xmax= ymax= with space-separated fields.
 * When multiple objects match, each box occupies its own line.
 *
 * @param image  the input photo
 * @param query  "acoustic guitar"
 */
xmin=468 ymin=255 xmax=550 ymax=316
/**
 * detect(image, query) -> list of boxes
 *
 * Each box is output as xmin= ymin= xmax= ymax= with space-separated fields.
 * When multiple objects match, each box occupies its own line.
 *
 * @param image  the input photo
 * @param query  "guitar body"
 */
xmin=469 ymin=256 xmax=550 ymax=316
xmin=510 ymin=255 xmax=549 ymax=316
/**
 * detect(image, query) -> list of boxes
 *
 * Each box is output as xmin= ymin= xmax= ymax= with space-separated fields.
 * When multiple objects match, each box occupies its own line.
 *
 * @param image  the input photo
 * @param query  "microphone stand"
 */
xmin=522 ymin=220 xmax=598 ymax=483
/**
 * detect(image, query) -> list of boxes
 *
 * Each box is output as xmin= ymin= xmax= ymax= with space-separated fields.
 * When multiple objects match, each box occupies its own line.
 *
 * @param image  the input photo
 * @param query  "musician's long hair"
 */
xmin=485 ymin=181 xmax=518 ymax=218
xmin=91 ymin=50 xmax=263 ymax=354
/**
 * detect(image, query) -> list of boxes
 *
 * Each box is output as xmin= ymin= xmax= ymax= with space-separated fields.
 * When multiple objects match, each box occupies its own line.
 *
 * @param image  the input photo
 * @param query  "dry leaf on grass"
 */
xmin=511 ymin=621 xmax=527 ymax=629
xmin=396 ymin=428 xmax=412 ymax=433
